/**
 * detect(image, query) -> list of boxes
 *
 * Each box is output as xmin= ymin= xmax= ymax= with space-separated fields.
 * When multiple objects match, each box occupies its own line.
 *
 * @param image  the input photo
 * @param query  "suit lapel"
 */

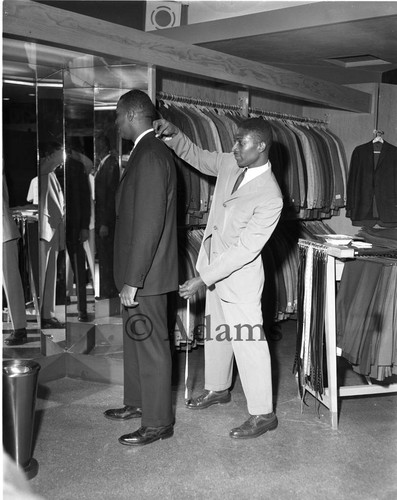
xmin=119 ymin=148 xmax=136 ymax=183
xmin=119 ymin=132 xmax=156 ymax=182
xmin=226 ymin=168 xmax=271 ymax=201
xmin=375 ymin=140 xmax=391 ymax=169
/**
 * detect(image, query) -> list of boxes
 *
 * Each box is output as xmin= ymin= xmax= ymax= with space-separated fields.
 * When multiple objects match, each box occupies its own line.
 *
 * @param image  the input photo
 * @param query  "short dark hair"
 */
xmin=39 ymin=141 xmax=62 ymax=158
xmin=118 ymin=89 xmax=158 ymax=121
xmin=238 ymin=118 xmax=273 ymax=149
xmin=95 ymin=134 xmax=110 ymax=150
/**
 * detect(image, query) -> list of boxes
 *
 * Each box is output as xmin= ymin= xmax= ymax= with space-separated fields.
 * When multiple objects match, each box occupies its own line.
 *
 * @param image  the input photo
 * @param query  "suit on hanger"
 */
xmin=347 ymin=140 xmax=397 ymax=225
xmin=114 ymin=130 xmax=178 ymax=427
xmin=166 ymin=130 xmax=283 ymax=415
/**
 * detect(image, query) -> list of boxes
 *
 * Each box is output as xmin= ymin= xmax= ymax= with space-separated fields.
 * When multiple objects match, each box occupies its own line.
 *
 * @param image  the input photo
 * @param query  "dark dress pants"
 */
xmin=122 ymin=293 xmax=174 ymax=428
xmin=95 ymin=227 xmax=118 ymax=299
xmin=66 ymin=240 xmax=87 ymax=314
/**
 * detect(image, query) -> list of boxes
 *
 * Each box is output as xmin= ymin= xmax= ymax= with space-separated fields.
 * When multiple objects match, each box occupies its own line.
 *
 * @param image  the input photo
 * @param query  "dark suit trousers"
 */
xmin=66 ymin=240 xmax=87 ymax=314
xmin=122 ymin=293 xmax=173 ymax=427
xmin=95 ymin=227 xmax=118 ymax=299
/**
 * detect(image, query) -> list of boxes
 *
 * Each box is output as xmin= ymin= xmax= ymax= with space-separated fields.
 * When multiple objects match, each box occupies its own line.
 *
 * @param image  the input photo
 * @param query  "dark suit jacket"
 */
xmin=64 ymin=156 xmax=91 ymax=244
xmin=113 ymin=131 xmax=178 ymax=296
xmin=346 ymin=140 xmax=397 ymax=223
xmin=95 ymin=154 xmax=119 ymax=229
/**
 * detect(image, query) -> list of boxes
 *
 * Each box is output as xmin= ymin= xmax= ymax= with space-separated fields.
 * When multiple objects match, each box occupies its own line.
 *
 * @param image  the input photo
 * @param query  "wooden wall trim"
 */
xmin=3 ymin=0 xmax=372 ymax=113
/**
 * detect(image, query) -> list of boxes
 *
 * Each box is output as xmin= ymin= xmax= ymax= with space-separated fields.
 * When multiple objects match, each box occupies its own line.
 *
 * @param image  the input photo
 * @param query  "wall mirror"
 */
xmin=3 ymin=37 xmax=151 ymax=358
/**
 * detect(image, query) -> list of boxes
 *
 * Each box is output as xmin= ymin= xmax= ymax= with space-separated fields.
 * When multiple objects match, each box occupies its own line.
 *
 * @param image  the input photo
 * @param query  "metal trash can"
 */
xmin=3 ymin=359 xmax=41 ymax=479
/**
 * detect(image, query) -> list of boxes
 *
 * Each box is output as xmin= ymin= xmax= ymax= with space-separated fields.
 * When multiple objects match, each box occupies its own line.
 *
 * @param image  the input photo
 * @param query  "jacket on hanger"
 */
xmin=346 ymin=140 xmax=397 ymax=224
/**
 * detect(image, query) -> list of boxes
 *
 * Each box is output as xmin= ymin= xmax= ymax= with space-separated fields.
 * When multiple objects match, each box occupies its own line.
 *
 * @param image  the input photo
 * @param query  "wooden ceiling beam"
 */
xmin=3 ymin=0 xmax=372 ymax=113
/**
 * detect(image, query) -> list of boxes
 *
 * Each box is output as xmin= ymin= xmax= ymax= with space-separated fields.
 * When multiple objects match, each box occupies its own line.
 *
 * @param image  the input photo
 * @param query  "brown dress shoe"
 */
xmin=118 ymin=424 xmax=174 ymax=446
xmin=186 ymin=389 xmax=231 ymax=410
xmin=230 ymin=413 xmax=278 ymax=439
xmin=104 ymin=405 xmax=142 ymax=420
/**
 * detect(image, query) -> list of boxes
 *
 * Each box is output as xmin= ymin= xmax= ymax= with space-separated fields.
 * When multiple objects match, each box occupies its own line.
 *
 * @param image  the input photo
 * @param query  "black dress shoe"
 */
xmin=4 ymin=328 xmax=27 ymax=346
xmin=119 ymin=424 xmax=174 ymax=446
xmin=186 ymin=389 xmax=231 ymax=410
xmin=268 ymin=323 xmax=283 ymax=341
xmin=41 ymin=317 xmax=65 ymax=329
xmin=230 ymin=413 xmax=278 ymax=439
xmin=78 ymin=311 xmax=89 ymax=322
xmin=104 ymin=406 xmax=142 ymax=421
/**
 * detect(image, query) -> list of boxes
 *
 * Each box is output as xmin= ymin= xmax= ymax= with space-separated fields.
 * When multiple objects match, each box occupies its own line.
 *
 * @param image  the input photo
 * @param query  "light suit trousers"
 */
xmin=204 ymin=286 xmax=273 ymax=415
xmin=3 ymin=239 xmax=27 ymax=330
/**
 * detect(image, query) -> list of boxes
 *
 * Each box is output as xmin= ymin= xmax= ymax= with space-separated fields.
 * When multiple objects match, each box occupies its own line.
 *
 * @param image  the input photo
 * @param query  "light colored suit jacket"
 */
xmin=167 ymin=131 xmax=283 ymax=304
xmin=39 ymin=172 xmax=65 ymax=247
xmin=3 ymin=175 xmax=20 ymax=243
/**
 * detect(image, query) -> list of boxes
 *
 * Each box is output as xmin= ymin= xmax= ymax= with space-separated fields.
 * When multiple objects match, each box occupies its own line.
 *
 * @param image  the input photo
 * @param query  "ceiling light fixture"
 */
xmin=325 ymin=54 xmax=392 ymax=68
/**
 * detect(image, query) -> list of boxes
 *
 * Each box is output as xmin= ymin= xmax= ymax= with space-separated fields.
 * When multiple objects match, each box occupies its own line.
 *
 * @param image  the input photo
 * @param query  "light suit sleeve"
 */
xmin=166 ymin=130 xmax=234 ymax=178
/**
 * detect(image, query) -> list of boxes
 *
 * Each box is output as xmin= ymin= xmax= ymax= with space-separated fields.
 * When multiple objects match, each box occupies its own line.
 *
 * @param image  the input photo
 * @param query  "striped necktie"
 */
xmin=231 ymin=167 xmax=247 ymax=194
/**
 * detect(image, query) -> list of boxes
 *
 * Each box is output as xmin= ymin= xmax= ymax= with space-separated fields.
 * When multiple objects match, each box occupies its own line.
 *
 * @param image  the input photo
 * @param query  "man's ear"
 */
xmin=127 ymin=109 xmax=135 ymax=122
xmin=258 ymin=141 xmax=266 ymax=153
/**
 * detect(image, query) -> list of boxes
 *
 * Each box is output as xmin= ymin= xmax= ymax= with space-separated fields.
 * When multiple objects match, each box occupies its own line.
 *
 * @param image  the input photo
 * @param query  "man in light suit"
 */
xmin=154 ymin=117 xmax=283 ymax=439
xmin=3 ymin=174 xmax=28 ymax=345
xmin=104 ymin=90 xmax=178 ymax=447
xmin=37 ymin=142 xmax=65 ymax=328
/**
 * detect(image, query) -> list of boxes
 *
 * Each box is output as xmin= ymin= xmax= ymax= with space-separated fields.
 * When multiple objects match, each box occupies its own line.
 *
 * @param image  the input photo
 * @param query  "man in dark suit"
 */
xmin=104 ymin=90 xmax=178 ymax=447
xmin=64 ymin=150 xmax=91 ymax=322
xmin=94 ymin=134 xmax=119 ymax=299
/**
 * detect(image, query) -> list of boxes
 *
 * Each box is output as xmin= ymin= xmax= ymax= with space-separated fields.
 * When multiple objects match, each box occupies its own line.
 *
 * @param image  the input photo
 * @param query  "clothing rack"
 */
xmin=249 ymin=107 xmax=329 ymax=125
xmin=157 ymin=91 xmax=328 ymax=125
xmin=296 ymin=238 xmax=397 ymax=429
xmin=157 ymin=91 xmax=242 ymax=112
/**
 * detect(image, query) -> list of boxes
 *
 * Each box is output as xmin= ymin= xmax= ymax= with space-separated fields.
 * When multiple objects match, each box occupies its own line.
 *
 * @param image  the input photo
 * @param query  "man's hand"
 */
xmin=119 ymin=284 xmax=139 ymax=307
xmin=179 ymin=276 xmax=205 ymax=300
xmin=99 ymin=225 xmax=109 ymax=238
xmin=153 ymin=119 xmax=179 ymax=140
xmin=79 ymin=229 xmax=89 ymax=243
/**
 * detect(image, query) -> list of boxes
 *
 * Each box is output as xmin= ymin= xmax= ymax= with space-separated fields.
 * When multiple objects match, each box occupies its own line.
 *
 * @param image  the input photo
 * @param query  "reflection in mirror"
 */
xmin=36 ymin=71 xmax=66 ymax=348
xmin=2 ymin=79 xmax=39 ymax=349
xmin=63 ymin=70 xmax=95 ymax=347
xmin=3 ymin=37 xmax=152 ymax=358
xmin=94 ymin=98 xmax=120 ymax=303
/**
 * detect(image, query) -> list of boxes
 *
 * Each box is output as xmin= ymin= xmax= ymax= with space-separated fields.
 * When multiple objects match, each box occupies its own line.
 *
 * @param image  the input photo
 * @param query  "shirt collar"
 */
xmin=133 ymin=128 xmax=154 ymax=150
xmin=239 ymin=161 xmax=270 ymax=189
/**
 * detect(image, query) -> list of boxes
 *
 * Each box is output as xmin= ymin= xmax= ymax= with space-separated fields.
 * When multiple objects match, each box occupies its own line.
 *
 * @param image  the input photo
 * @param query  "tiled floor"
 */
xmin=3 ymin=319 xmax=397 ymax=500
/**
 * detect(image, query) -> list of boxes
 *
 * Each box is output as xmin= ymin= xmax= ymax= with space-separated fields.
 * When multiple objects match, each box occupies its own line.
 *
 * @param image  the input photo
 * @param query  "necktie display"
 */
xmin=232 ymin=167 xmax=247 ymax=194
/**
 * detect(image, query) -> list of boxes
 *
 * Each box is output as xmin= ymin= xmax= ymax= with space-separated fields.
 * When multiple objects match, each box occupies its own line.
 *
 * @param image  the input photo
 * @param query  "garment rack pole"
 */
xmin=156 ymin=91 xmax=241 ymax=112
xmin=249 ymin=107 xmax=328 ymax=125
xmin=157 ymin=91 xmax=328 ymax=125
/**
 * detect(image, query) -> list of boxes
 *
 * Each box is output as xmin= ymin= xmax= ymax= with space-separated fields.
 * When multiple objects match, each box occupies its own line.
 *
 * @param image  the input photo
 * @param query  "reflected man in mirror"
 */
xmin=36 ymin=142 xmax=65 ymax=329
xmin=3 ymin=173 xmax=28 ymax=345
xmin=63 ymin=141 xmax=92 ymax=322
xmin=94 ymin=133 xmax=119 ymax=299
